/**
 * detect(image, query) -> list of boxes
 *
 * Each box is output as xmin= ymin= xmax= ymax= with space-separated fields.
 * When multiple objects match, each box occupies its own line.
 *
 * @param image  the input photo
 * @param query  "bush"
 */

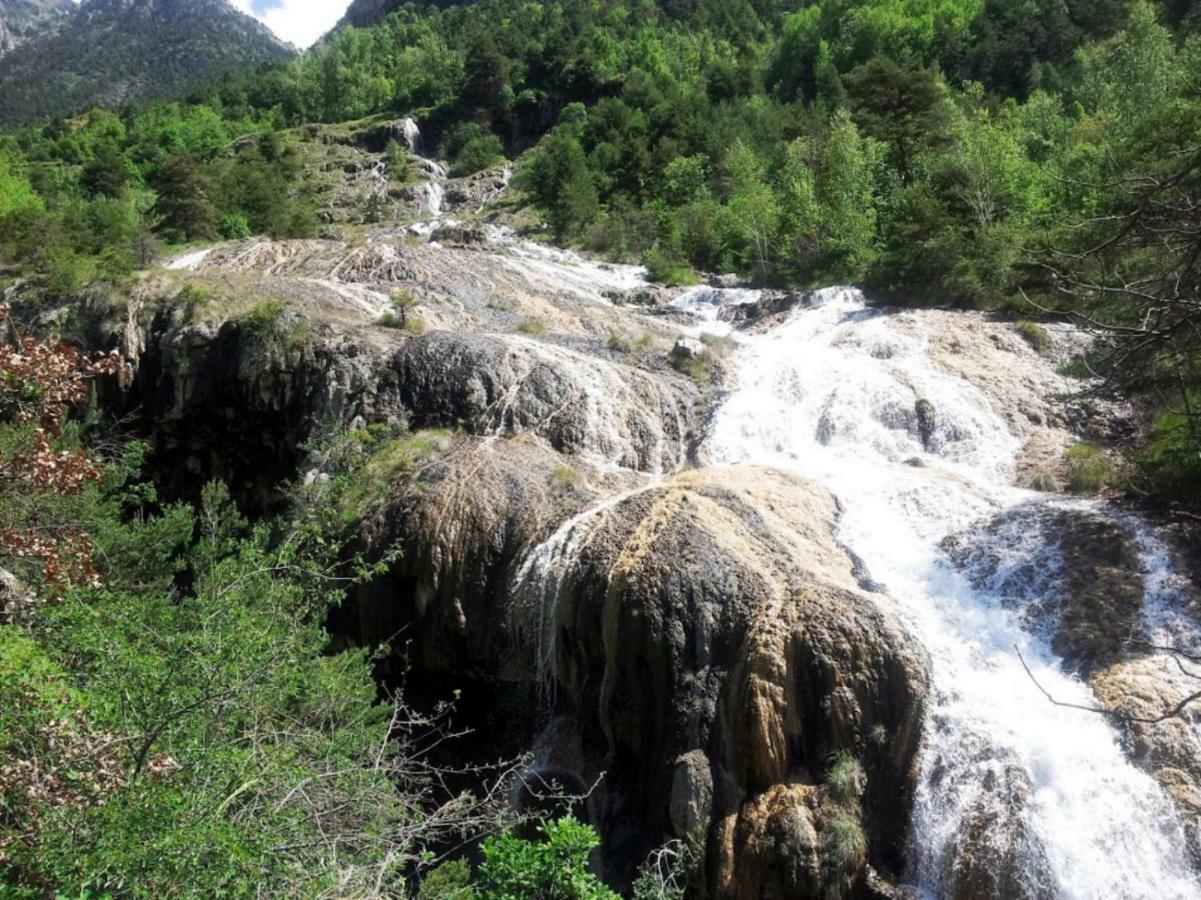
xmin=516 ymin=318 xmax=548 ymax=337
xmin=218 ymin=211 xmax=253 ymax=240
xmin=238 ymin=300 xmax=286 ymax=337
xmin=478 ymin=817 xmax=618 ymax=900
xmin=642 ymin=246 xmax=697 ymax=286
xmin=607 ymin=332 xmax=632 ymax=353
xmin=551 ymin=465 xmax=581 ymax=488
xmin=1065 ymin=443 xmax=1114 ymax=494
xmin=418 ymin=859 xmax=477 ymax=899
xmin=825 ymin=751 xmax=863 ymax=805
xmin=1016 ymin=320 xmax=1051 ymax=353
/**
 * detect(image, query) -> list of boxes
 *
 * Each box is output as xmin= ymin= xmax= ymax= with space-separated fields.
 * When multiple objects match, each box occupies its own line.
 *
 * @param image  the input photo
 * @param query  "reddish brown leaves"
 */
xmin=0 ymin=303 xmax=119 ymax=590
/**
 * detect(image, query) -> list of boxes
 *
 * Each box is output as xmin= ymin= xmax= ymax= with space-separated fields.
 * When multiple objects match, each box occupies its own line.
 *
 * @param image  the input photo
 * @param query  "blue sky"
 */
xmin=228 ymin=0 xmax=352 ymax=47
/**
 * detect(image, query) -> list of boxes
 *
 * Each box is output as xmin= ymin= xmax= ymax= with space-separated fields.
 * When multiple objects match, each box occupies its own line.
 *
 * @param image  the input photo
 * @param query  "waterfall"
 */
xmin=694 ymin=287 xmax=1200 ymax=899
xmin=394 ymin=118 xmax=446 ymax=219
xmin=398 ymin=116 xmax=423 ymax=156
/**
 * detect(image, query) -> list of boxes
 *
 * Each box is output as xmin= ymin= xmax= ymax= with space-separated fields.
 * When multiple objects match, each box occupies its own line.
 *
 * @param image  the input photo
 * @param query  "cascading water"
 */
xmin=392 ymin=119 xmax=446 ymax=218
xmin=693 ymin=286 xmax=1200 ymax=899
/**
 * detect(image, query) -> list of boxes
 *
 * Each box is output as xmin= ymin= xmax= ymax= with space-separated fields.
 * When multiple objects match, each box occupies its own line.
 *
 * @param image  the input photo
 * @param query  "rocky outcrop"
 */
xmin=0 ymin=567 xmax=35 ymax=626
xmin=394 ymin=332 xmax=693 ymax=472
xmin=348 ymin=455 xmax=929 ymax=893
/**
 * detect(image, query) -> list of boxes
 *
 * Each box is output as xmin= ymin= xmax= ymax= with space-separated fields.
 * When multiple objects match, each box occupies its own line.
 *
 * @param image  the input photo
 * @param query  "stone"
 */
xmin=670 ymin=750 xmax=714 ymax=839
xmin=0 ymin=567 xmax=34 ymax=626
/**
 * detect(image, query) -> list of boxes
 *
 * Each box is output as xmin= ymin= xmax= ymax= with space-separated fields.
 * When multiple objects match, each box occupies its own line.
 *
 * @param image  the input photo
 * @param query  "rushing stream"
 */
xmin=693 ymin=287 xmax=1200 ymax=898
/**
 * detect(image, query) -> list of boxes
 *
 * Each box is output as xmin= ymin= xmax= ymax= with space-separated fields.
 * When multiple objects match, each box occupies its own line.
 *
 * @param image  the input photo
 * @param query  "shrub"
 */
xmin=607 ymin=332 xmax=632 ymax=353
xmin=823 ymin=815 xmax=866 ymax=879
xmin=418 ymin=859 xmax=477 ymax=899
xmin=642 ymin=246 xmax=697 ymax=286
xmin=378 ymin=311 xmax=424 ymax=332
xmin=825 ymin=751 xmax=863 ymax=805
xmin=239 ymin=300 xmax=286 ymax=337
xmin=670 ymin=348 xmax=711 ymax=383
xmin=218 ymin=211 xmax=253 ymax=240
xmin=1016 ymin=320 xmax=1051 ymax=353
xmin=551 ymin=465 xmax=581 ymax=488
xmin=517 ymin=318 xmax=548 ymax=337
xmin=174 ymin=283 xmax=210 ymax=312
xmin=478 ymin=816 xmax=618 ymax=900
xmin=1065 ymin=443 xmax=1114 ymax=494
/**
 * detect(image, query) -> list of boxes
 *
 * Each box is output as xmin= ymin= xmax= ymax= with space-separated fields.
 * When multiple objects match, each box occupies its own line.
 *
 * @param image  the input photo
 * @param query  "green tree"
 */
xmin=847 ymin=58 xmax=951 ymax=182
xmin=151 ymin=153 xmax=217 ymax=242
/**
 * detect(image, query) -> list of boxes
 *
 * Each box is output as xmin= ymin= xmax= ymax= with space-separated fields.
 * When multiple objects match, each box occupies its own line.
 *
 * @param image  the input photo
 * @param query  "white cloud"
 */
xmin=228 ymin=0 xmax=351 ymax=48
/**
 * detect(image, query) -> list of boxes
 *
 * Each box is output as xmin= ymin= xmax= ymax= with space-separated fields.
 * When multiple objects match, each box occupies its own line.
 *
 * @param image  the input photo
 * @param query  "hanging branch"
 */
xmin=1015 ymin=644 xmax=1201 ymax=724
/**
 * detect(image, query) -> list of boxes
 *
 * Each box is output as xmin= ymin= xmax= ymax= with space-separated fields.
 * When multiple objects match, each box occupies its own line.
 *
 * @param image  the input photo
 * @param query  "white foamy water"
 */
xmin=165 ymin=247 xmax=214 ymax=271
xmin=696 ymin=286 xmax=1200 ymax=899
xmin=669 ymin=285 xmax=761 ymax=337
xmin=484 ymin=225 xmax=647 ymax=305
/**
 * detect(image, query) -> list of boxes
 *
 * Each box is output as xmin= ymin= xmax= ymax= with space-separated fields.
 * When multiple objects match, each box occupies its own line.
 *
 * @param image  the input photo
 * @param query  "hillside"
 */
xmin=2 ymin=0 xmax=1201 ymax=897
xmin=0 ymin=0 xmax=292 ymax=123
xmin=0 ymin=0 xmax=69 ymax=56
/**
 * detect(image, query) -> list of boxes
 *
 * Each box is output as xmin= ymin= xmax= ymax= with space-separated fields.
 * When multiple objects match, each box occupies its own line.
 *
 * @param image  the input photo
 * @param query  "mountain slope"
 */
xmin=0 ymin=0 xmax=70 ymax=57
xmin=0 ymin=0 xmax=292 ymax=123
xmin=338 ymin=0 xmax=405 ymax=28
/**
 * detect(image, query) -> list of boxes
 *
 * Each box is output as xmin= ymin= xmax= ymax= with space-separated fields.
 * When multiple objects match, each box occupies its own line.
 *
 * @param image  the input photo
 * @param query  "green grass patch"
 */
xmin=825 ymin=751 xmax=863 ymax=806
xmin=823 ymin=815 xmax=867 ymax=877
xmin=550 ymin=465 xmax=581 ymax=489
xmin=238 ymin=300 xmax=286 ymax=337
xmin=670 ymin=355 xmax=710 ymax=383
xmin=1016 ymin=320 xmax=1051 ymax=354
xmin=607 ymin=332 xmax=632 ymax=353
xmin=516 ymin=318 xmax=548 ymax=337
xmin=1065 ymin=443 xmax=1114 ymax=494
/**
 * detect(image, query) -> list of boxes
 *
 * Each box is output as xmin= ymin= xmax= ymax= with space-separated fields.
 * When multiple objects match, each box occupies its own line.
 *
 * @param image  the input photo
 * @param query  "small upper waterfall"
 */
xmin=394 ymin=118 xmax=446 ymax=218
xmin=694 ymin=287 xmax=1200 ymax=899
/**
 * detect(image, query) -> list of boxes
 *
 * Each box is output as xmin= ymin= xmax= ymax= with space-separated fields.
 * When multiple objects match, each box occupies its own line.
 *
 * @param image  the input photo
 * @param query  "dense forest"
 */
xmin=3 ymin=0 xmax=1201 ymax=896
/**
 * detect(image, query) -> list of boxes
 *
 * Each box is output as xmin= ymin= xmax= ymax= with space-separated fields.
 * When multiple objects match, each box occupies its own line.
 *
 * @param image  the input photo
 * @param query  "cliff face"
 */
xmin=0 ymin=0 xmax=70 ymax=57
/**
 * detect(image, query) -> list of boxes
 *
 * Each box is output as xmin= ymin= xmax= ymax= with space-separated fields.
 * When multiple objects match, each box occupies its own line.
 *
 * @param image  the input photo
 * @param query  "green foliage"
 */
xmin=826 ymin=751 xmax=864 ymax=806
xmin=1135 ymin=411 xmax=1201 ymax=496
xmin=218 ymin=211 xmax=253 ymax=240
xmin=641 ymin=247 xmax=697 ymax=286
xmin=477 ymin=817 xmax=619 ymax=900
xmin=1065 ymin=443 xmax=1115 ymax=494
xmin=238 ymin=300 xmax=287 ymax=338
xmin=607 ymin=332 xmax=632 ymax=354
xmin=516 ymin=131 xmax=599 ymax=241
xmin=442 ymin=123 xmax=507 ymax=178
xmin=1017 ymin=321 xmax=1051 ymax=353
xmin=418 ymin=859 xmax=479 ymax=899
xmin=823 ymin=815 xmax=867 ymax=881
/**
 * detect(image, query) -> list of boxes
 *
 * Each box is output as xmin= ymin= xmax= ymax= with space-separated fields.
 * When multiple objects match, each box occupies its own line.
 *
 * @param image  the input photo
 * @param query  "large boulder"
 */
xmin=356 ymin=458 xmax=929 ymax=893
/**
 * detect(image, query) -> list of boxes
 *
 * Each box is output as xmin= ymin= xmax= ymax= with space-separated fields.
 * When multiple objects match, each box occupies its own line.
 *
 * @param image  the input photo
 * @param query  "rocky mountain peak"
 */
xmin=0 ymin=0 xmax=70 ymax=57
xmin=0 ymin=0 xmax=293 ymax=122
